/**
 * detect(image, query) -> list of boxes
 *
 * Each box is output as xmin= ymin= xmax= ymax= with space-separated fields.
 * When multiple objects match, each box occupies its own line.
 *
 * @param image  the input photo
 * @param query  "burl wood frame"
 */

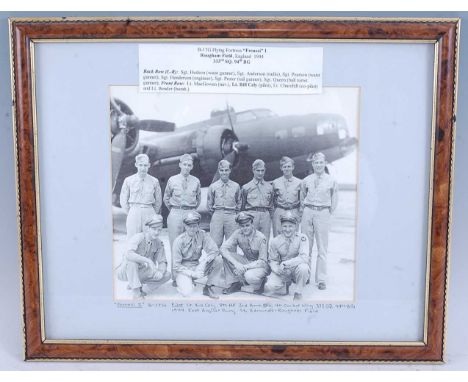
xmin=10 ymin=17 xmax=459 ymax=363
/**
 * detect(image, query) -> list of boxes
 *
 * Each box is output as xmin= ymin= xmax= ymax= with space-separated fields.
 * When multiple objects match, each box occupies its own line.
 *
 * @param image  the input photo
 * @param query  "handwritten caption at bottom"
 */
xmin=116 ymin=301 xmax=356 ymax=315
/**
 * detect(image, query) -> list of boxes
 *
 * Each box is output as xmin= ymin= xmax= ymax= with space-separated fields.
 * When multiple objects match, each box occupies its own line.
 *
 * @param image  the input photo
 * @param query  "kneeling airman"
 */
xmin=117 ymin=215 xmax=171 ymax=299
xmin=172 ymin=211 xmax=222 ymax=299
xmin=265 ymin=212 xmax=310 ymax=300
xmin=211 ymin=212 xmax=269 ymax=295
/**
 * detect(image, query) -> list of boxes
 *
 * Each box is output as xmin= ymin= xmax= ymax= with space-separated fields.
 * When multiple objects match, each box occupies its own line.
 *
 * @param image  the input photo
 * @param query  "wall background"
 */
xmin=0 ymin=11 xmax=466 ymax=370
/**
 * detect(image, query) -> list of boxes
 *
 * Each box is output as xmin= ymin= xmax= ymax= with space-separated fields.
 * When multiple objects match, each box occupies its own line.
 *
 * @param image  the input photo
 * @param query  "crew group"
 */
xmin=116 ymin=152 xmax=338 ymax=300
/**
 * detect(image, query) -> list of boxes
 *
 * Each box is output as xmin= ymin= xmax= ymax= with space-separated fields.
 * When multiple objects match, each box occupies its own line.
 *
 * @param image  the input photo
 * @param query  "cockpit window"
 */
xmin=253 ymin=109 xmax=277 ymax=118
xmin=235 ymin=111 xmax=257 ymax=123
xmin=235 ymin=109 xmax=276 ymax=123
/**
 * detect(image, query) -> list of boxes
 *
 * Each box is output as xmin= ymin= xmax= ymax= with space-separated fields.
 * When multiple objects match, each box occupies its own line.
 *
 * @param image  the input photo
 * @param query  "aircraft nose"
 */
xmin=338 ymin=125 xmax=348 ymax=140
xmin=312 ymin=114 xmax=346 ymax=136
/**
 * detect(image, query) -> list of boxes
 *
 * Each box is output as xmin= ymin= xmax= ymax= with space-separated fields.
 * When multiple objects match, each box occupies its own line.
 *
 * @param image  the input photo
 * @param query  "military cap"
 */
xmin=145 ymin=214 xmax=164 ymax=227
xmin=218 ymin=159 xmax=231 ymax=170
xmin=311 ymin=152 xmax=326 ymax=162
xmin=280 ymin=156 xmax=294 ymax=167
xmin=252 ymin=159 xmax=265 ymax=170
xmin=179 ymin=153 xmax=194 ymax=163
xmin=280 ymin=211 xmax=297 ymax=224
xmin=235 ymin=211 xmax=254 ymax=224
xmin=135 ymin=153 xmax=150 ymax=164
xmin=183 ymin=211 xmax=201 ymax=225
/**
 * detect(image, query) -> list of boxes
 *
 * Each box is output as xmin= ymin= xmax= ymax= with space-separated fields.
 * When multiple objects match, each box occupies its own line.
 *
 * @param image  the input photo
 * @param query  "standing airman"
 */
xmin=207 ymin=160 xmax=242 ymax=247
xmin=272 ymin=156 xmax=302 ymax=236
xmin=119 ymin=153 xmax=162 ymax=239
xmin=241 ymin=159 xmax=274 ymax=245
xmin=265 ymin=212 xmax=310 ymax=300
xmin=163 ymin=153 xmax=201 ymax=283
xmin=300 ymin=152 xmax=338 ymax=290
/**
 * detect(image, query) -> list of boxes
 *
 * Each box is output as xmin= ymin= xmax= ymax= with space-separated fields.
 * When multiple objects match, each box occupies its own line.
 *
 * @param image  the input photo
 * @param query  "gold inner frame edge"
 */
xmin=17 ymin=28 xmax=447 ymax=350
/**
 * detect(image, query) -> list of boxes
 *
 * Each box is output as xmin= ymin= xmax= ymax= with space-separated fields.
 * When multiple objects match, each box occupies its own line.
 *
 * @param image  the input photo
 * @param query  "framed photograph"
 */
xmin=10 ymin=16 xmax=459 ymax=362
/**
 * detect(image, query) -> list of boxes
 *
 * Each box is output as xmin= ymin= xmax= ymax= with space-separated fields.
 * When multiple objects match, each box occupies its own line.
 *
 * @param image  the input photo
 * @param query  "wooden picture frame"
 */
xmin=9 ymin=16 xmax=459 ymax=362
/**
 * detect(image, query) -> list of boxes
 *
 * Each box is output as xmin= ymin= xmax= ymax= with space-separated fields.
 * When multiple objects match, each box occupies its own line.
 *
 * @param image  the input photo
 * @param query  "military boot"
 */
xmin=293 ymin=292 xmax=303 ymax=301
xmin=223 ymin=281 xmax=242 ymax=295
xmin=253 ymin=278 xmax=267 ymax=295
xmin=203 ymin=285 xmax=219 ymax=299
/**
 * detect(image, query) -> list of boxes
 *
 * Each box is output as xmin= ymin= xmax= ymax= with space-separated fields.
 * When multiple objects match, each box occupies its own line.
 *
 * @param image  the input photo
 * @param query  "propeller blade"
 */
xmin=111 ymin=130 xmax=127 ymax=189
xmin=136 ymin=119 xmax=176 ymax=132
xmin=224 ymin=150 xmax=237 ymax=165
xmin=110 ymin=98 xmax=124 ymax=116
xmin=225 ymin=102 xmax=235 ymax=133
xmin=211 ymin=171 xmax=220 ymax=184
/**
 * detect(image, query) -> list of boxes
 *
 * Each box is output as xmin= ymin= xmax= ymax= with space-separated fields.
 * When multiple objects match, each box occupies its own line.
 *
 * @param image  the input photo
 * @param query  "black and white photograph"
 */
xmin=111 ymin=87 xmax=359 ymax=302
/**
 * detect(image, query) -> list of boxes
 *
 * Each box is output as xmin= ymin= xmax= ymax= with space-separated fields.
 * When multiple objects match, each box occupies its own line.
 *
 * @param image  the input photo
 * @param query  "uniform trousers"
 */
xmin=168 ymin=208 xmax=195 ymax=280
xmin=272 ymin=207 xmax=300 ymax=236
xmin=117 ymin=260 xmax=171 ymax=291
xmin=126 ymin=205 xmax=157 ymax=239
xmin=209 ymin=210 xmax=237 ymax=247
xmin=214 ymin=252 xmax=268 ymax=289
xmin=248 ymin=210 xmax=272 ymax=245
xmin=175 ymin=258 xmax=221 ymax=297
xmin=300 ymin=207 xmax=331 ymax=284
xmin=265 ymin=263 xmax=310 ymax=294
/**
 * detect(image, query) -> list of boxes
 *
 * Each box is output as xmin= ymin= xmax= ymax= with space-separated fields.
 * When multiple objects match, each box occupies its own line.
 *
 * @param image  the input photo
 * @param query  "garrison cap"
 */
xmin=145 ymin=215 xmax=164 ymax=227
xmin=218 ymin=159 xmax=231 ymax=170
xmin=179 ymin=153 xmax=193 ymax=163
xmin=311 ymin=152 xmax=326 ymax=162
xmin=235 ymin=211 xmax=254 ymax=224
xmin=280 ymin=211 xmax=297 ymax=224
xmin=252 ymin=159 xmax=265 ymax=170
xmin=135 ymin=153 xmax=150 ymax=164
xmin=280 ymin=156 xmax=295 ymax=167
xmin=183 ymin=211 xmax=201 ymax=225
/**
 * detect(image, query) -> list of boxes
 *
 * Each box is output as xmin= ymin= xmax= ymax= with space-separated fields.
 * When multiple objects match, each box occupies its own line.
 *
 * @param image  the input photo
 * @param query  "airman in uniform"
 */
xmin=119 ymin=154 xmax=162 ymax=239
xmin=116 ymin=215 xmax=171 ymax=299
xmin=211 ymin=212 xmax=269 ymax=295
xmin=172 ymin=211 xmax=221 ymax=299
xmin=207 ymin=160 xmax=242 ymax=247
xmin=265 ymin=212 xmax=310 ymax=300
xmin=241 ymin=159 xmax=274 ymax=245
xmin=300 ymin=152 xmax=338 ymax=290
xmin=272 ymin=156 xmax=302 ymax=236
xmin=163 ymin=154 xmax=201 ymax=282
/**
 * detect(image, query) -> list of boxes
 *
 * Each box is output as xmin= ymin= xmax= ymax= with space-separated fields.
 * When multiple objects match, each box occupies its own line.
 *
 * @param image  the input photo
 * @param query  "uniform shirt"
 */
xmin=241 ymin=179 xmax=274 ymax=210
xmin=120 ymin=174 xmax=162 ymax=213
xmin=269 ymin=233 xmax=309 ymax=267
xmin=163 ymin=174 xmax=201 ymax=209
xmin=172 ymin=229 xmax=219 ymax=272
xmin=207 ymin=179 xmax=242 ymax=213
xmin=272 ymin=176 xmax=301 ymax=209
xmin=300 ymin=173 xmax=338 ymax=211
xmin=221 ymin=228 xmax=268 ymax=267
xmin=126 ymin=232 xmax=167 ymax=265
